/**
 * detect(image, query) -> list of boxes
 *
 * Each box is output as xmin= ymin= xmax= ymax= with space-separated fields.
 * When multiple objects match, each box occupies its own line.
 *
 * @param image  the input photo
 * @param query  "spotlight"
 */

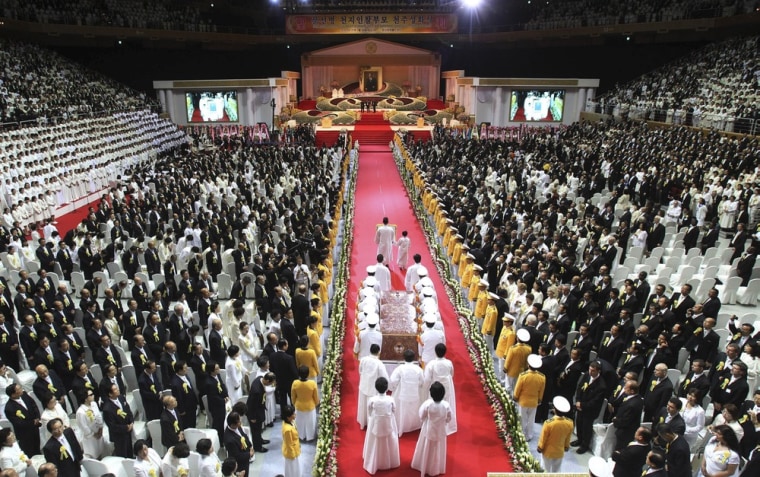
xmin=462 ymin=0 xmax=482 ymax=8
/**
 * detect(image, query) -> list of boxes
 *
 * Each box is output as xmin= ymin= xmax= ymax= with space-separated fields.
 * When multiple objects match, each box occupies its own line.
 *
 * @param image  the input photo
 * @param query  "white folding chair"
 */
xmin=147 ymin=419 xmax=165 ymax=454
xmin=720 ymin=276 xmax=742 ymax=305
xmin=737 ymin=279 xmax=760 ymax=306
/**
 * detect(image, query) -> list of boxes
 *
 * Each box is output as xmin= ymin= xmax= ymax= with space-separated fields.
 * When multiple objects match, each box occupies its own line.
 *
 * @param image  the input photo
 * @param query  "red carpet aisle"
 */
xmin=335 ymin=144 xmax=513 ymax=476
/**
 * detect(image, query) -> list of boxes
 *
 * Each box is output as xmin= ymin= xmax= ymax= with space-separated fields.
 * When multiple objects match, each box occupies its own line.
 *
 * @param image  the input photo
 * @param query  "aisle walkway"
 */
xmin=336 ymin=144 xmax=513 ymax=476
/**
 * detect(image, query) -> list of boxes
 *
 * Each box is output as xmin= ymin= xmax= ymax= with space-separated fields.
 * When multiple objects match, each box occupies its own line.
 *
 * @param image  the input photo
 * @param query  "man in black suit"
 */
xmin=171 ymin=360 xmax=199 ymax=429
xmin=643 ymin=364 xmax=674 ymax=422
xmin=224 ymin=412 xmax=254 ymax=476
xmin=612 ymin=380 xmax=645 ymax=451
xmin=685 ymin=317 xmax=720 ymax=365
xmin=647 ymin=217 xmax=666 ymax=251
xmin=206 ymin=243 xmax=223 ymax=279
xmin=618 ymin=343 xmax=645 ymax=379
xmin=729 ymin=223 xmax=748 ymax=263
xmin=676 ymin=359 xmax=711 ymax=406
xmin=121 ymin=299 xmax=144 ymax=346
xmin=94 ymin=335 xmax=122 ymax=372
xmin=598 ymin=324 xmax=626 ymax=367
xmin=160 ymin=395 xmax=184 ymax=448
xmin=43 ymin=418 xmax=83 ymax=476
xmin=142 ymin=312 xmax=167 ymax=358
xmin=205 ymin=361 xmax=229 ymax=442
xmin=642 ymin=450 xmax=668 ymax=477
xmin=611 ymin=427 xmax=653 ymax=477
xmin=5 ymin=383 xmax=42 ymax=456
xmin=572 ymin=323 xmax=594 ymax=364
xmin=657 ymin=423 xmax=691 ymax=477
xmin=556 ymin=348 xmax=584 ymax=402
xmin=653 ymin=397 xmax=686 ymax=437
xmin=737 ymin=246 xmax=758 ymax=286
xmin=246 ymin=372 xmax=275 ymax=453
xmin=208 ymin=318 xmax=227 ymax=368
xmin=33 ymin=364 xmax=68 ymax=412
xmin=131 ymin=334 xmax=155 ymax=376
xmin=261 ymin=332 xmax=278 ymax=358
xmin=102 ymin=382 xmax=135 ymax=457
xmin=572 ymin=361 xmax=607 ymax=454
xmin=634 ymin=272 xmax=651 ymax=313
xmin=700 ymin=222 xmax=720 ymax=253
xmin=682 ymin=218 xmax=700 ymax=251
xmin=280 ymin=309 xmax=299 ymax=359
xmin=670 ymin=284 xmax=695 ymax=325
xmin=291 ymin=284 xmax=311 ymax=336
xmin=701 ymin=288 xmax=721 ymax=320
xmin=0 ymin=313 xmax=21 ymax=371
xmin=159 ymin=341 xmax=179 ymax=387
xmin=269 ymin=339 xmax=299 ymax=417
xmin=138 ymin=360 xmax=163 ymax=421
xmin=71 ymin=360 xmax=99 ymax=403
xmin=711 ymin=361 xmax=750 ymax=411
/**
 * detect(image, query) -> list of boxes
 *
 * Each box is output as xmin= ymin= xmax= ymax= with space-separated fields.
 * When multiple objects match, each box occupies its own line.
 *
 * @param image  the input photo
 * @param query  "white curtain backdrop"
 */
xmin=303 ymin=66 xmax=334 ymax=98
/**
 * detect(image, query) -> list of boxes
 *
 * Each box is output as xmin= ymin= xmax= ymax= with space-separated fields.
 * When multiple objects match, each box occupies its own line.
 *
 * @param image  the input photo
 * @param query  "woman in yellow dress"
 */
xmin=282 ymin=405 xmax=301 ymax=477
xmin=295 ymin=336 xmax=319 ymax=380
xmin=290 ymin=365 xmax=319 ymax=441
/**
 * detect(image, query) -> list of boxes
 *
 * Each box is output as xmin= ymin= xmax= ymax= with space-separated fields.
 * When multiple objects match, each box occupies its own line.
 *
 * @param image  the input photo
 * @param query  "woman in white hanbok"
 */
xmin=363 ymin=377 xmax=400 ymax=475
xmin=394 ymin=231 xmax=410 ymax=269
xmin=225 ymin=346 xmax=245 ymax=403
xmin=196 ymin=438 xmax=223 ymax=477
xmin=76 ymin=388 xmax=107 ymax=458
xmin=236 ymin=321 xmax=260 ymax=373
xmin=256 ymin=361 xmax=277 ymax=425
xmin=161 ymin=443 xmax=191 ymax=477
xmin=542 ymin=286 xmax=559 ymax=319
xmin=40 ymin=392 xmax=70 ymax=440
xmin=423 ymin=346 xmax=457 ymax=435
xmin=631 ymin=222 xmax=648 ymax=249
xmin=0 ymin=429 xmax=33 ymax=475
xmin=411 ymin=382 xmax=452 ymax=477
xmin=681 ymin=390 xmax=705 ymax=451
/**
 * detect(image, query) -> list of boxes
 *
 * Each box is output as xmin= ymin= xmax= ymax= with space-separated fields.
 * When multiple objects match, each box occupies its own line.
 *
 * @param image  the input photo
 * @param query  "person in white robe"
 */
xmin=404 ymin=258 xmax=425 ymax=292
xmin=357 ymin=343 xmax=389 ymax=430
xmin=75 ymin=388 xmax=107 ymax=458
xmin=374 ymin=217 xmax=395 ymax=266
xmin=419 ymin=315 xmax=446 ymax=367
xmin=423 ymin=343 xmax=457 ymax=435
xmin=225 ymin=346 xmax=245 ymax=403
xmin=354 ymin=314 xmax=383 ymax=360
xmin=134 ymin=439 xmax=164 ymax=477
xmin=363 ymin=377 xmax=400 ymax=475
xmin=373 ymin=258 xmax=391 ymax=293
xmin=411 ymin=382 xmax=452 ymax=477
xmin=161 ymin=443 xmax=191 ymax=477
xmin=395 ymin=231 xmax=410 ymax=269
xmin=389 ymin=349 xmax=424 ymax=436
xmin=236 ymin=321 xmax=259 ymax=373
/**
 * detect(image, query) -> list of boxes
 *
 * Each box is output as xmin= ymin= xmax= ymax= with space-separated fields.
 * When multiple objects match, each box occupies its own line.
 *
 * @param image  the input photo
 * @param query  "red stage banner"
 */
xmin=286 ymin=13 xmax=457 ymax=34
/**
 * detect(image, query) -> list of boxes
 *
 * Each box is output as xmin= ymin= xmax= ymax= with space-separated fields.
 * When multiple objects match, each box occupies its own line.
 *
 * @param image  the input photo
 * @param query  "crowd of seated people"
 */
xmin=590 ymin=35 xmax=760 ymax=134
xmin=522 ymin=0 xmax=755 ymax=31
xmin=398 ymin=114 xmax=760 ymax=466
xmin=0 ymin=120 xmax=346 ymax=473
xmin=0 ymin=0 xmax=215 ymax=31
xmin=0 ymin=39 xmax=159 ymax=123
xmin=0 ymin=109 xmax=186 ymax=232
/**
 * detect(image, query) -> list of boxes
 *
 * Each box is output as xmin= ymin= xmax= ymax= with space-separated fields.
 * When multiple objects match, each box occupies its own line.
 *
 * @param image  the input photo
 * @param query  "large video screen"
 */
xmin=509 ymin=89 xmax=565 ymax=122
xmin=186 ymin=91 xmax=239 ymax=123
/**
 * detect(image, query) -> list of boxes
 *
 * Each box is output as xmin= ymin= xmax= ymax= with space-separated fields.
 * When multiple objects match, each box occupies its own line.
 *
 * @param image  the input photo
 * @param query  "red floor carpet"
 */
xmin=336 ymin=145 xmax=513 ymax=476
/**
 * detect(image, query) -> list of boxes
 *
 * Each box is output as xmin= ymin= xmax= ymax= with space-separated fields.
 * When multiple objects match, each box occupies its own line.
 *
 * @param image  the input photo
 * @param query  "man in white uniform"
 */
xmin=375 ymin=217 xmax=395 ymax=266
xmin=357 ymin=343 xmax=389 ymax=430
xmin=389 ymin=349 xmax=424 ymax=436
xmin=419 ymin=314 xmax=446 ymax=367
xmin=373 ymin=254 xmax=391 ymax=292
xmin=354 ymin=313 xmax=382 ymax=360
xmin=404 ymin=255 xmax=424 ymax=291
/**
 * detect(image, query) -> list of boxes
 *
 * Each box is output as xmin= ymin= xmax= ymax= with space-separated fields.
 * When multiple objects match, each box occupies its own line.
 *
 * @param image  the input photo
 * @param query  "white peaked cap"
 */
xmin=516 ymin=328 xmax=530 ymax=342
xmin=365 ymin=313 xmax=379 ymax=326
xmin=553 ymin=396 xmax=571 ymax=413
xmin=417 ymin=267 xmax=428 ymax=277
xmin=527 ymin=354 xmax=542 ymax=369
xmin=423 ymin=313 xmax=438 ymax=324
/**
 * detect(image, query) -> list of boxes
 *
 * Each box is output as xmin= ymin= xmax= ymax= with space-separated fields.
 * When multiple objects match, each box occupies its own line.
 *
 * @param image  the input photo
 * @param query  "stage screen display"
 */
xmin=186 ymin=91 xmax=238 ymax=123
xmin=509 ymin=90 xmax=565 ymax=122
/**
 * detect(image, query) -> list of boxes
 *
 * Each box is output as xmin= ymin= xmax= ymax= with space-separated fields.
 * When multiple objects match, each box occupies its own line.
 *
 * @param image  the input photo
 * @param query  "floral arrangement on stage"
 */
xmin=312 ymin=148 xmax=358 ymax=477
xmin=390 ymin=135 xmax=543 ymax=473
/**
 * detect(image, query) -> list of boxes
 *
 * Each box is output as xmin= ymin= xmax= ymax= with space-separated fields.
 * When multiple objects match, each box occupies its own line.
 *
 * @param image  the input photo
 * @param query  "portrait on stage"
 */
xmin=362 ymin=67 xmax=382 ymax=93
